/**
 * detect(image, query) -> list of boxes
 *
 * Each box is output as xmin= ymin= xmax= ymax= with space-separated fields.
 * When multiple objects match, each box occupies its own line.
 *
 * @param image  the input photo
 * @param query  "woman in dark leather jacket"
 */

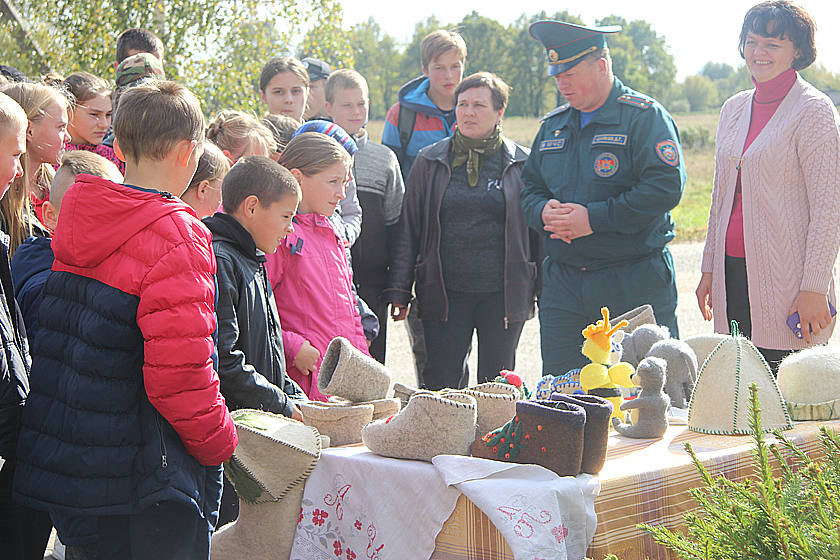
xmin=385 ymin=72 xmax=542 ymax=391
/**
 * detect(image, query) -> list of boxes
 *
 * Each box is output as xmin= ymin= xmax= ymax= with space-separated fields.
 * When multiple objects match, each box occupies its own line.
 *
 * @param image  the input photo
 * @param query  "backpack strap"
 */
xmin=397 ymin=104 xmax=417 ymax=151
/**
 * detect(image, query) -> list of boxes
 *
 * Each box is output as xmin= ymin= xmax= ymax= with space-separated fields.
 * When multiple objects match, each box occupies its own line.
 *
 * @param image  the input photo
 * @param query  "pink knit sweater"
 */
xmin=701 ymin=75 xmax=840 ymax=349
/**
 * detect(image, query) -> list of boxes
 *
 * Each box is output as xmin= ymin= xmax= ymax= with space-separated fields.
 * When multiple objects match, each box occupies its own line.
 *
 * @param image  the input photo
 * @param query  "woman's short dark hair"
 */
xmin=454 ymin=72 xmax=510 ymax=112
xmin=739 ymin=1 xmax=817 ymax=71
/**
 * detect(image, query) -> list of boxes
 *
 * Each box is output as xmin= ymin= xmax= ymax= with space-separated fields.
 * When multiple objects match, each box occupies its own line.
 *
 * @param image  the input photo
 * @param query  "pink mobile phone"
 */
xmin=787 ymin=301 xmax=837 ymax=339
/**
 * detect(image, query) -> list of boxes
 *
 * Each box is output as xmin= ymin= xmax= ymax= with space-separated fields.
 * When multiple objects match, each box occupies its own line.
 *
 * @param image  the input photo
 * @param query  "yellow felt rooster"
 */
xmin=580 ymin=308 xmax=635 ymax=421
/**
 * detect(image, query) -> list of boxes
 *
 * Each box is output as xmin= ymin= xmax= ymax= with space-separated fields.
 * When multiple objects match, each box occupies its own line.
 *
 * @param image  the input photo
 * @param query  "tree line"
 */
xmin=2 ymin=1 xmax=839 ymax=120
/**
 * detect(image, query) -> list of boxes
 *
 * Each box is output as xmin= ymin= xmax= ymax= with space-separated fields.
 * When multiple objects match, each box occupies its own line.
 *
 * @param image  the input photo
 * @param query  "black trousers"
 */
xmin=421 ymin=290 xmax=525 ymax=391
xmin=97 ymin=501 xmax=210 ymax=560
xmin=357 ymin=283 xmax=388 ymax=364
xmin=725 ymin=255 xmax=791 ymax=374
xmin=0 ymin=459 xmax=52 ymax=560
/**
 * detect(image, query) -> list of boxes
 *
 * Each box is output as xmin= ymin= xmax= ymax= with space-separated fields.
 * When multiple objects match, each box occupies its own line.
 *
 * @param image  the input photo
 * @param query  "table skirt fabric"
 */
xmin=290 ymin=420 xmax=839 ymax=560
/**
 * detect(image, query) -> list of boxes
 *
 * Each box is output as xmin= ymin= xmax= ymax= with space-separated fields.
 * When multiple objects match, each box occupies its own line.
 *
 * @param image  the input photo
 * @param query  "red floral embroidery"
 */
xmin=354 ymin=519 xmax=362 ymax=530
xmin=312 ymin=508 xmax=329 ymax=526
xmin=551 ymin=524 xmax=569 ymax=544
xmin=346 ymin=550 xmax=356 ymax=560
xmin=333 ymin=540 xmax=343 ymax=556
xmin=298 ymin=507 xmax=304 ymax=524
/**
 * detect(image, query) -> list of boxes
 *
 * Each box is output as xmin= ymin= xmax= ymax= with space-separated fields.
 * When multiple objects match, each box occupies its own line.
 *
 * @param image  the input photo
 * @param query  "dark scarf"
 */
xmin=451 ymin=124 xmax=503 ymax=187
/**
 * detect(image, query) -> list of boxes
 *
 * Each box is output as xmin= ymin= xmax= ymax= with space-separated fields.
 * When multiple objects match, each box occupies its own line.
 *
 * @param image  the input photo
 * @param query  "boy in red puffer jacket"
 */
xmin=13 ymin=81 xmax=237 ymax=560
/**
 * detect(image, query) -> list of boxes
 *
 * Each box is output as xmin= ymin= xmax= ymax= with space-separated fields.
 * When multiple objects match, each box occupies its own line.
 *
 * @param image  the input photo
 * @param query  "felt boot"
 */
xmin=550 ymin=393 xmax=613 ymax=474
xmin=211 ymin=482 xmax=304 ymax=560
xmin=444 ymin=382 xmax=519 ymax=438
xmin=211 ymin=410 xmax=321 ymax=560
xmin=362 ymin=392 xmax=477 ymax=462
xmin=471 ymin=399 xmax=586 ymax=477
xmin=392 ymin=382 xmax=418 ymax=408
xmin=318 ymin=336 xmax=392 ymax=402
xmin=300 ymin=401 xmax=374 ymax=446
xmin=328 ymin=395 xmax=401 ymax=421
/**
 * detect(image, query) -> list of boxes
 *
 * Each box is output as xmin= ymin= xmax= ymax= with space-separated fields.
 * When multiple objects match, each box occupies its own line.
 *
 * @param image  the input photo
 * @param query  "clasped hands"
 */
xmin=541 ymin=199 xmax=592 ymax=243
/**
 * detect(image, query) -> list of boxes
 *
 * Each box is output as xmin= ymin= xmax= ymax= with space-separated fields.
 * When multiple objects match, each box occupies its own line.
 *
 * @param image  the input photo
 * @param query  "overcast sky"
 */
xmin=337 ymin=0 xmax=840 ymax=80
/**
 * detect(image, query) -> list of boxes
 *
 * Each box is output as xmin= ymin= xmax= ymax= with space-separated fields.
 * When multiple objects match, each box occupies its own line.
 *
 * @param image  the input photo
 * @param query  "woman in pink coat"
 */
xmin=696 ymin=0 xmax=840 ymax=373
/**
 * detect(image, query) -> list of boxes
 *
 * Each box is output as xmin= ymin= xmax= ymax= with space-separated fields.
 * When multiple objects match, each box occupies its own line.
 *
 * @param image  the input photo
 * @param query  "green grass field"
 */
xmin=367 ymin=110 xmax=718 ymax=243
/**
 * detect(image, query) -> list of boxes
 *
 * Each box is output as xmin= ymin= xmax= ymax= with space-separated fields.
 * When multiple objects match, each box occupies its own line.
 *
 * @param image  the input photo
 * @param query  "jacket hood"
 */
xmin=398 ymin=76 xmax=450 ymax=117
xmin=52 ymin=174 xmax=197 ymax=268
xmin=202 ymin=212 xmax=264 ymax=263
xmin=10 ymin=236 xmax=52 ymax=295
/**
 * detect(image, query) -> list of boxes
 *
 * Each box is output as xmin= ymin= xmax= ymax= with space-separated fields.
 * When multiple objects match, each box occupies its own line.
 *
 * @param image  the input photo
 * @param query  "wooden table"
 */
xmin=431 ymin=419 xmax=840 ymax=560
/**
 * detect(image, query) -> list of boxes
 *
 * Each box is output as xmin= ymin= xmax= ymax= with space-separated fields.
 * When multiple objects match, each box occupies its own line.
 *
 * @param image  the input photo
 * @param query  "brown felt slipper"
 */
xmin=328 ymin=396 xmax=401 ymax=421
xmin=318 ymin=336 xmax=392 ymax=402
xmin=550 ymin=393 xmax=613 ymax=474
xmin=471 ymin=399 xmax=586 ymax=477
xmin=300 ymin=401 xmax=374 ymax=446
xmin=444 ymin=382 xmax=519 ymax=438
xmin=362 ymin=392 xmax=477 ymax=462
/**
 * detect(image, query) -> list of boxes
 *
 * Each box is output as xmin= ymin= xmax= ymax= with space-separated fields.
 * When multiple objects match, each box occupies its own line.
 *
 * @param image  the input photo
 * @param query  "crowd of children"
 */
xmin=0 ymin=23 xmax=477 ymax=560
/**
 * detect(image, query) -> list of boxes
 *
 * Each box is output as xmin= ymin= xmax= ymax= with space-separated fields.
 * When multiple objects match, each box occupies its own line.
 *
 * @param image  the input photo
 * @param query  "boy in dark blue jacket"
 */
xmin=10 ymin=150 xmax=122 ymax=558
xmin=0 ymin=89 xmax=52 ymax=560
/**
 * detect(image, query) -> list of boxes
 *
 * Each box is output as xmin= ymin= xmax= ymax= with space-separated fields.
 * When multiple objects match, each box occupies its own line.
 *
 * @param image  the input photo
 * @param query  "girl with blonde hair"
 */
xmin=0 ymin=82 xmax=70 ymax=253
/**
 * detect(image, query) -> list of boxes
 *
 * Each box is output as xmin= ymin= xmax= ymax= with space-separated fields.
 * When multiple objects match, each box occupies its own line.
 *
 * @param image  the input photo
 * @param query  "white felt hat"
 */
xmin=778 ymin=346 xmax=840 ymax=421
xmin=688 ymin=328 xmax=792 ymax=435
xmin=226 ymin=410 xmax=321 ymax=503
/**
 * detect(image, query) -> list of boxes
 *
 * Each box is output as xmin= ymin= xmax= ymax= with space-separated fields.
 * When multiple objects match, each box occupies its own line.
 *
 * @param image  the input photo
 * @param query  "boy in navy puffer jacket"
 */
xmin=13 ymin=81 xmax=238 ymax=560
xmin=0 ymin=90 xmax=53 ymax=560
xmin=10 ymin=150 xmax=122 ymax=559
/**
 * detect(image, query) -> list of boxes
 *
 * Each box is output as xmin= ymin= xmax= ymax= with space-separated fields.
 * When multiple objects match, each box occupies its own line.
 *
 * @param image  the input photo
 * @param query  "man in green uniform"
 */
xmin=520 ymin=20 xmax=685 ymax=375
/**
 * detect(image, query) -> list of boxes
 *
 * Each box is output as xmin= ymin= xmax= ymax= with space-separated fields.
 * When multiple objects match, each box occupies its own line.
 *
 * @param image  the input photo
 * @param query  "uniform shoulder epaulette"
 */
xmin=617 ymin=93 xmax=653 ymax=110
xmin=541 ymin=103 xmax=570 ymax=122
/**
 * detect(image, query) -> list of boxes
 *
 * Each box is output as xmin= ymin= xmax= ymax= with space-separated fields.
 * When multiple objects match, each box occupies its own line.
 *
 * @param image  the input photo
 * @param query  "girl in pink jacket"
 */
xmin=265 ymin=132 xmax=370 ymax=400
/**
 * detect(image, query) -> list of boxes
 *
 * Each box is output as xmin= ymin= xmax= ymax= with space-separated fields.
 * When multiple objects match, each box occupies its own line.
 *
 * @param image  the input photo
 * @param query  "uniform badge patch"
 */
xmin=540 ymin=138 xmax=565 ymax=151
xmin=592 ymin=134 xmax=627 ymax=146
xmin=655 ymin=140 xmax=680 ymax=166
xmin=594 ymin=152 xmax=619 ymax=178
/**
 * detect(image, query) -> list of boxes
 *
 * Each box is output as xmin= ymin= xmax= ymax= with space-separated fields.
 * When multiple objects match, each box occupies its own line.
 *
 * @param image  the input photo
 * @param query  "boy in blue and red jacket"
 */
xmin=381 ymin=29 xmax=466 ymax=180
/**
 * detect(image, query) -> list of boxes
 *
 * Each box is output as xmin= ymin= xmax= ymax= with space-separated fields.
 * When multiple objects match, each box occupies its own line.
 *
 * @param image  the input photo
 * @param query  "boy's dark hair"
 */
xmin=116 ymin=28 xmax=164 ymax=64
xmin=113 ymin=80 xmax=204 ymax=163
xmin=739 ymin=0 xmax=817 ymax=70
xmin=222 ymin=155 xmax=300 ymax=214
